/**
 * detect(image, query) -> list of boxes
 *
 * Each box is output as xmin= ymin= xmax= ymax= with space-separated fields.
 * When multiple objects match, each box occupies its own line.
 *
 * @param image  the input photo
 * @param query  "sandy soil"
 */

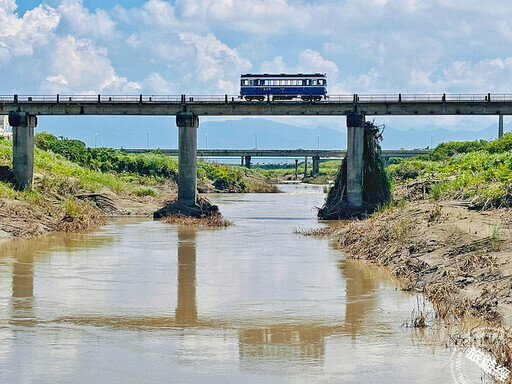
xmin=316 ymin=198 xmax=512 ymax=327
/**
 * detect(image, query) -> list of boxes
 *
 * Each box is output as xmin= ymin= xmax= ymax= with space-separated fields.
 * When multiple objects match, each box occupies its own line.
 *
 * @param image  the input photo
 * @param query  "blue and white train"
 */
xmin=240 ymin=73 xmax=327 ymax=101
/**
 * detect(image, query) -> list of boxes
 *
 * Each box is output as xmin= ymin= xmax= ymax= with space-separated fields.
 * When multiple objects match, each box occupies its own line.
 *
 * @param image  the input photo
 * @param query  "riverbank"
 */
xmin=0 ymin=134 xmax=279 ymax=242
xmin=311 ymin=196 xmax=512 ymax=327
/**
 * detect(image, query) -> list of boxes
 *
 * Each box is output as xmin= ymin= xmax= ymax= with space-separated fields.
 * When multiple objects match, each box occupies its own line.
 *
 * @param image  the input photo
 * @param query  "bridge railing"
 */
xmin=2 ymin=93 xmax=512 ymax=104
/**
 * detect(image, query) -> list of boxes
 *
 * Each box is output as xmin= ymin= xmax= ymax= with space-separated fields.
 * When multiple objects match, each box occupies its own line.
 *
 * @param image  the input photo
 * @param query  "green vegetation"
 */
xmin=387 ymin=133 xmax=512 ymax=209
xmin=33 ymin=132 xmax=276 ymax=193
xmin=254 ymin=159 xmax=340 ymax=183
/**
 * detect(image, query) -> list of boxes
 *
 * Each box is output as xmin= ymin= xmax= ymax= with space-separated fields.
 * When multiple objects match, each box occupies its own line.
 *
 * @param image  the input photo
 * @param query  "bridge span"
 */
xmin=0 ymin=93 xmax=508 ymax=209
xmin=124 ymin=148 xmax=431 ymax=175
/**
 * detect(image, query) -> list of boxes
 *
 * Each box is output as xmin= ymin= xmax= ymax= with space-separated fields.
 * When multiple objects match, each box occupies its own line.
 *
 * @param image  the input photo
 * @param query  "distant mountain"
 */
xmin=199 ymin=119 xmax=344 ymax=149
xmin=34 ymin=116 xmax=510 ymax=150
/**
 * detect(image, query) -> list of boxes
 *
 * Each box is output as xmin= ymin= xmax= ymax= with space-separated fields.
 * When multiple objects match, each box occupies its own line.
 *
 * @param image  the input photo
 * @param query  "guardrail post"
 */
xmin=9 ymin=112 xmax=37 ymax=189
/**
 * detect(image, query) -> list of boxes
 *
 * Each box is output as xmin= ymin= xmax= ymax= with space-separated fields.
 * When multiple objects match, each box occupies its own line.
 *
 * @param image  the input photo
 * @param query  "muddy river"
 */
xmin=0 ymin=184 xmax=460 ymax=383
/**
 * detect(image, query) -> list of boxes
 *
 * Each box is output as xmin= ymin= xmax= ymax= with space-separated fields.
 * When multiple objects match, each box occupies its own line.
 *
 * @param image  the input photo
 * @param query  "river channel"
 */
xmin=0 ymin=184 xmax=457 ymax=383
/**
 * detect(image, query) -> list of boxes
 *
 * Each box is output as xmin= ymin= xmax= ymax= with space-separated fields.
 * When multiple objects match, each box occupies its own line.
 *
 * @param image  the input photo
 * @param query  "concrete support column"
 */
xmin=244 ymin=155 xmax=251 ymax=169
xmin=294 ymin=159 xmax=298 ymax=180
xmin=241 ymin=156 xmax=244 ymax=166
xmin=346 ymin=112 xmax=365 ymax=207
xmin=9 ymin=112 xmax=37 ymax=190
xmin=312 ymin=155 xmax=320 ymax=176
xmin=176 ymin=112 xmax=199 ymax=207
xmin=499 ymin=115 xmax=504 ymax=139
xmin=304 ymin=156 xmax=308 ymax=177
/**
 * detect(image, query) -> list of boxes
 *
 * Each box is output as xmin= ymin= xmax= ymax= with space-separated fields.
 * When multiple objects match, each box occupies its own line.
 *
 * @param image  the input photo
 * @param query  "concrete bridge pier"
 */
xmin=346 ymin=112 xmax=365 ymax=207
xmin=9 ymin=112 xmax=37 ymax=189
xmin=499 ymin=115 xmax=504 ymax=139
xmin=304 ymin=157 xmax=308 ymax=177
xmin=294 ymin=159 xmax=298 ymax=180
xmin=312 ymin=155 xmax=320 ymax=176
xmin=176 ymin=112 xmax=199 ymax=206
xmin=244 ymin=156 xmax=251 ymax=169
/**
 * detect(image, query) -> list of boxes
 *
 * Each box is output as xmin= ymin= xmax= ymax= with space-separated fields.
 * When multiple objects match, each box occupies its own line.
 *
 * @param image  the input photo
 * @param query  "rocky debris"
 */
xmin=75 ymin=193 xmax=119 ymax=215
xmin=153 ymin=195 xmax=219 ymax=219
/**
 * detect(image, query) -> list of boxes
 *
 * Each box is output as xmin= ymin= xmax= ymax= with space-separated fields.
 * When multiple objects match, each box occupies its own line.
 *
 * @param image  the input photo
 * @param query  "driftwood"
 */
xmin=318 ymin=121 xmax=391 ymax=220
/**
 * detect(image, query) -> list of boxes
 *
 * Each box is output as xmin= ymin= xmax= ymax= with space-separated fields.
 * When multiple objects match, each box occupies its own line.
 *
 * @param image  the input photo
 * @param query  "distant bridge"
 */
xmin=123 ymin=148 xmax=431 ymax=174
xmin=0 ymin=93 xmax=507 ymax=208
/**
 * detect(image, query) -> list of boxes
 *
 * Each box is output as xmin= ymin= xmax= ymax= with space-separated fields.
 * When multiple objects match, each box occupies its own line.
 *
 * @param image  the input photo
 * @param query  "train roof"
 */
xmin=241 ymin=73 xmax=326 ymax=78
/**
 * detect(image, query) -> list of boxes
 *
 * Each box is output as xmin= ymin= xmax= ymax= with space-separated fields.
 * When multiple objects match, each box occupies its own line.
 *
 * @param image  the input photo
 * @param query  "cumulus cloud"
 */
xmin=175 ymin=0 xmax=308 ymax=34
xmin=179 ymin=32 xmax=251 ymax=93
xmin=0 ymin=1 xmax=59 ymax=61
xmin=44 ymin=36 xmax=140 ymax=93
xmin=58 ymin=0 xmax=117 ymax=39
xmin=141 ymin=72 xmax=176 ymax=93
xmin=260 ymin=56 xmax=289 ymax=74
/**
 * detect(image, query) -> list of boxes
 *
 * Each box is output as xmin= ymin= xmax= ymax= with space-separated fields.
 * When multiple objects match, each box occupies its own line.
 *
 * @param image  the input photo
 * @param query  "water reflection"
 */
xmin=175 ymin=226 xmax=198 ymax=325
xmin=338 ymin=259 xmax=378 ymax=337
xmin=11 ymin=242 xmax=35 ymax=326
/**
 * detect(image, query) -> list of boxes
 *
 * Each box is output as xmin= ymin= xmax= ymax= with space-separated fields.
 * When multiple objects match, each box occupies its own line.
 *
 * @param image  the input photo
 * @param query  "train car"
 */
xmin=240 ymin=73 xmax=327 ymax=101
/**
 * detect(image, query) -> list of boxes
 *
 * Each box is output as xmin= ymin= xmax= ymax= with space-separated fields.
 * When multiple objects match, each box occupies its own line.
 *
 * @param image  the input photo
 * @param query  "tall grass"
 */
xmin=387 ymin=134 xmax=512 ymax=208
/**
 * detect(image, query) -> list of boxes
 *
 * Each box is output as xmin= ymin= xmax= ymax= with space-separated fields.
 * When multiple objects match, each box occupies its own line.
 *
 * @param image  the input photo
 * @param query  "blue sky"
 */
xmin=2 ymin=0 xmax=512 ymax=135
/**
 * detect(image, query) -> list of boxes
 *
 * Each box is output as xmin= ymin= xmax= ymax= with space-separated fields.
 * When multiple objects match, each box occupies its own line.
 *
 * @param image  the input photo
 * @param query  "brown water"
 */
xmin=0 ymin=184 xmax=456 ymax=383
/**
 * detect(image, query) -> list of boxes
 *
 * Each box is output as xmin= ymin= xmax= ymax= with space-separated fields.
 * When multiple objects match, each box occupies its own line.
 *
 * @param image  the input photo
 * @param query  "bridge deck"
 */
xmin=1 ymin=93 xmax=511 ymax=116
xmin=124 ymin=149 xmax=431 ymax=158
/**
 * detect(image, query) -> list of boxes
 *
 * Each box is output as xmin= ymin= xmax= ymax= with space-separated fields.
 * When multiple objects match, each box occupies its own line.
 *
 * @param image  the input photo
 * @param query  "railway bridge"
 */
xmin=0 ymin=93 xmax=510 ymax=208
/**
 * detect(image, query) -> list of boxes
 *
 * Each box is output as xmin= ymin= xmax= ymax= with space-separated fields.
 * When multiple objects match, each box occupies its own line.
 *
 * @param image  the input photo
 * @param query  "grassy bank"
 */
xmin=36 ymin=132 xmax=278 ymax=193
xmin=387 ymin=133 xmax=512 ymax=209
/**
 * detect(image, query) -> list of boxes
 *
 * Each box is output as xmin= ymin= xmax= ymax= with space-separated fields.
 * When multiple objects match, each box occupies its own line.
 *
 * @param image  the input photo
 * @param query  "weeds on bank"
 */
xmin=387 ymin=134 xmax=512 ymax=208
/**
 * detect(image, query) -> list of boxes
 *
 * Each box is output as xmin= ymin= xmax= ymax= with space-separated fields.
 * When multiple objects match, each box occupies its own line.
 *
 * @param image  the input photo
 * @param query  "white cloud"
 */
xmin=175 ymin=0 xmax=308 ymax=34
xmin=0 ymin=2 xmax=59 ymax=61
xmin=45 ymin=74 xmax=69 ymax=86
xmin=140 ymin=0 xmax=178 ymax=29
xmin=298 ymin=50 xmax=338 ymax=76
xmin=260 ymin=56 xmax=288 ymax=74
xmin=179 ymin=32 xmax=251 ymax=93
xmin=58 ymin=0 xmax=116 ymax=39
xmin=44 ymin=36 xmax=140 ymax=94
xmin=141 ymin=72 xmax=175 ymax=93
